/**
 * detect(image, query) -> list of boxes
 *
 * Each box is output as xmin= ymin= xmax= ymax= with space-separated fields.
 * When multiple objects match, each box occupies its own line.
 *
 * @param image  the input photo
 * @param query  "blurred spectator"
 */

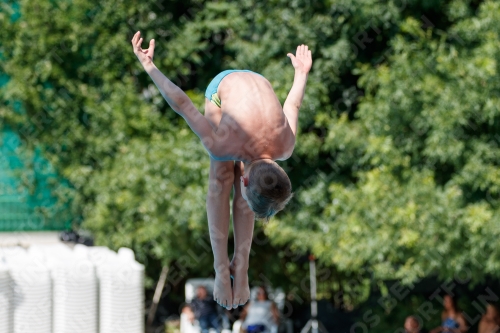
xmin=405 ymin=315 xmax=424 ymax=333
xmin=430 ymin=294 xmax=467 ymax=333
xmin=190 ymin=286 xmax=220 ymax=333
xmin=181 ymin=304 xmax=199 ymax=333
xmin=478 ymin=303 xmax=500 ymax=333
xmin=240 ymin=286 xmax=279 ymax=333
xmin=182 ymin=305 xmax=196 ymax=324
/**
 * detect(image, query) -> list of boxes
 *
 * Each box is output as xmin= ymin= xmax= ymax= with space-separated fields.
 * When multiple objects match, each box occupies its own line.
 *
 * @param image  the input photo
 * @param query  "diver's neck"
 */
xmin=243 ymin=158 xmax=273 ymax=175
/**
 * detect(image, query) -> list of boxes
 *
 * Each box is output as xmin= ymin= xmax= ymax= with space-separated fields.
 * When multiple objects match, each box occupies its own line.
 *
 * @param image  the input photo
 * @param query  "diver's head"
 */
xmin=240 ymin=159 xmax=293 ymax=221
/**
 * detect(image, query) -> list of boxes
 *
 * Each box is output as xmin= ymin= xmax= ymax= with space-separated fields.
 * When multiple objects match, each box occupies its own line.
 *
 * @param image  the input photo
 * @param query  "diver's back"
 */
xmin=218 ymin=72 xmax=286 ymax=136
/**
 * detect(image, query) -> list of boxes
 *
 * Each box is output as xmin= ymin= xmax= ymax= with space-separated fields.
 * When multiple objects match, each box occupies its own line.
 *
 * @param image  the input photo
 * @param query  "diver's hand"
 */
xmin=131 ymin=31 xmax=155 ymax=68
xmin=287 ymin=44 xmax=312 ymax=74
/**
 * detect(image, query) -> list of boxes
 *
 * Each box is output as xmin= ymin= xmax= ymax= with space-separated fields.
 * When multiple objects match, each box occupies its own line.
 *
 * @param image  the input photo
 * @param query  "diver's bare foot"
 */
xmin=229 ymin=259 xmax=250 ymax=309
xmin=213 ymin=261 xmax=232 ymax=310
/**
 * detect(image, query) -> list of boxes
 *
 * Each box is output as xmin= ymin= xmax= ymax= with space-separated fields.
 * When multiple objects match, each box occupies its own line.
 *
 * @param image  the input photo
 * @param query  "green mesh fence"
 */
xmin=0 ymin=128 xmax=73 ymax=231
xmin=1 ymin=0 xmax=73 ymax=231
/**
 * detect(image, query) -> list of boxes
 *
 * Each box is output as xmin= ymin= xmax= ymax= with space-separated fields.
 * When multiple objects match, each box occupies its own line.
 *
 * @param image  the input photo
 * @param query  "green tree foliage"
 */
xmin=1 ymin=0 xmax=499 ymax=316
xmin=0 ymin=0 xmax=215 ymax=282
xmin=270 ymin=0 xmax=500 ymax=285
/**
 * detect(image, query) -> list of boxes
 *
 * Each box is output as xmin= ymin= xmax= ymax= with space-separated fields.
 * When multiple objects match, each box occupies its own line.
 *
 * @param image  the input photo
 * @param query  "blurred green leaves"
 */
xmin=1 ymin=0 xmax=500 ymax=312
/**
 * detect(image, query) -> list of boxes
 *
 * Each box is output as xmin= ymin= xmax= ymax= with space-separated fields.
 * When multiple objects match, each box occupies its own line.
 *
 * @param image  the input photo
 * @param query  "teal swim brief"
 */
xmin=204 ymin=70 xmax=263 ymax=107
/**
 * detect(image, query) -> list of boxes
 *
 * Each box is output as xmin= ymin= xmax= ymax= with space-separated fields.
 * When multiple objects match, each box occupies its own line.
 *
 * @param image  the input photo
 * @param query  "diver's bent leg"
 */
xmin=207 ymin=158 xmax=234 ymax=309
xmin=204 ymin=98 xmax=222 ymax=130
xmin=230 ymin=161 xmax=255 ymax=308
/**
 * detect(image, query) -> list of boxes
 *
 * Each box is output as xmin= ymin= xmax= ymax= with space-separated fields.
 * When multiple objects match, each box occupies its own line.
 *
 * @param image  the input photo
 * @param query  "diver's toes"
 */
xmin=233 ymin=298 xmax=241 ymax=308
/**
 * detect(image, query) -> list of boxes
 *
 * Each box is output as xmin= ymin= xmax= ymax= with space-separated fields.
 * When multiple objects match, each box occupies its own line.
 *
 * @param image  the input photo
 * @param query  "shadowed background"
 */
xmin=1 ymin=0 xmax=500 ymax=332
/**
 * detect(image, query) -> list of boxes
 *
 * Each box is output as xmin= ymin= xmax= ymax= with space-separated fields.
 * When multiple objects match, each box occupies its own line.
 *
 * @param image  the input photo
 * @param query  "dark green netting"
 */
xmin=0 ymin=1 xmax=73 ymax=231
xmin=0 ymin=128 xmax=73 ymax=231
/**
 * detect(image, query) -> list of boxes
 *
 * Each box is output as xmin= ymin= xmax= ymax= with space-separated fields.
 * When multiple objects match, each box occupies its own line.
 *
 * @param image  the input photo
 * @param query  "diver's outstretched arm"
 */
xmin=131 ymin=31 xmax=220 ymax=157
xmin=284 ymin=44 xmax=313 ymax=136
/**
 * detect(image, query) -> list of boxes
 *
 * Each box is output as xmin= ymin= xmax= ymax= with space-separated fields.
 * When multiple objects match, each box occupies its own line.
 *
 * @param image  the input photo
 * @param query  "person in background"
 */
xmin=182 ymin=305 xmax=196 ymax=324
xmin=405 ymin=315 xmax=425 ymax=333
xmin=190 ymin=286 xmax=221 ymax=333
xmin=430 ymin=294 xmax=467 ymax=333
xmin=180 ymin=305 xmax=199 ymax=333
xmin=240 ymin=286 xmax=279 ymax=333
xmin=478 ymin=303 xmax=500 ymax=333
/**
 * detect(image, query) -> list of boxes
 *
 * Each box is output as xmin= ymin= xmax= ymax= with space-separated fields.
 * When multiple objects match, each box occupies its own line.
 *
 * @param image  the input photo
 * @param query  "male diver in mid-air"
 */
xmin=131 ymin=31 xmax=312 ymax=309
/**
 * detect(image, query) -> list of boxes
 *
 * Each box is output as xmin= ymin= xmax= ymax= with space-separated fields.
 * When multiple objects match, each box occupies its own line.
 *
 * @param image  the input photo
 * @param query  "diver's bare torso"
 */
xmin=206 ymin=72 xmax=295 ymax=162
